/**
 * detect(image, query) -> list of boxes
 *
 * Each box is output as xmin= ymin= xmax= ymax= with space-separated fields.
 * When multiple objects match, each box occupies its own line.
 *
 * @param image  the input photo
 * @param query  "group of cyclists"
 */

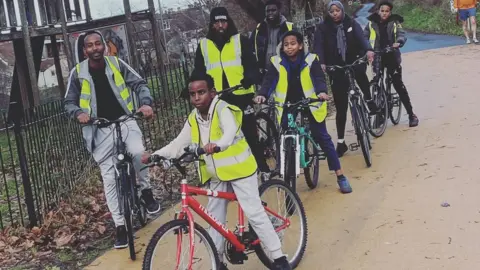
xmin=64 ymin=0 xmax=419 ymax=269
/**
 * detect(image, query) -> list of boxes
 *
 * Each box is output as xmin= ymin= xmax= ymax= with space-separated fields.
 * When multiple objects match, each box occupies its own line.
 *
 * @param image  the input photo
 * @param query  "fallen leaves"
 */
xmin=0 ymin=177 xmax=114 ymax=268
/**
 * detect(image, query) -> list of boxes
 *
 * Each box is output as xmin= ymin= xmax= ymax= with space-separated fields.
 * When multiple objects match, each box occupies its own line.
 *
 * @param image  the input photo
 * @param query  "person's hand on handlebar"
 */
xmin=317 ymin=92 xmax=329 ymax=101
xmin=392 ymin=43 xmax=400 ymax=48
xmin=204 ymin=143 xmax=219 ymax=155
xmin=254 ymin=95 xmax=266 ymax=104
xmin=367 ymin=51 xmax=375 ymax=64
xmin=137 ymin=105 xmax=154 ymax=119
xmin=77 ymin=112 xmax=90 ymax=124
xmin=141 ymin=152 xmax=152 ymax=164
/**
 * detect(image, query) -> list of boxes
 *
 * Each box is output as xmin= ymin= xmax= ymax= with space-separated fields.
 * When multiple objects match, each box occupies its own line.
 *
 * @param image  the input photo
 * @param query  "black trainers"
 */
xmin=409 ymin=114 xmax=419 ymax=127
xmin=141 ymin=189 xmax=161 ymax=214
xmin=336 ymin=142 xmax=348 ymax=157
xmin=114 ymin=225 xmax=128 ymax=249
xmin=271 ymin=256 xmax=292 ymax=270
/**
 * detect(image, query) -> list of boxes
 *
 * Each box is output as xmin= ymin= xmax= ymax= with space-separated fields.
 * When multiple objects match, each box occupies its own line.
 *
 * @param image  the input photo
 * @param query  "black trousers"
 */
xmin=330 ymin=63 xmax=371 ymax=140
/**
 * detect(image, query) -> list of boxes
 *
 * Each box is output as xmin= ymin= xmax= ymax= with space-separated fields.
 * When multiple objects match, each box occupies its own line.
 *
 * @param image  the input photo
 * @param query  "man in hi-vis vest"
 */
xmin=250 ymin=0 xmax=294 ymax=82
xmin=193 ymin=7 xmax=271 ymax=181
xmin=64 ymin=31 xmax=160 ymax=249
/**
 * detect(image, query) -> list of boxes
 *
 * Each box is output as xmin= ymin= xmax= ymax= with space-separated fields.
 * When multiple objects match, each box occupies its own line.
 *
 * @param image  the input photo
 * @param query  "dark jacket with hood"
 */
xmin=314 ymin=14 xmax=372 ymax=67
xmin=192 ymin=18 xmax=258 ymax=108
xmin=364 ymin=13 xmax=407 ymax=65
xmin=258 ymin=50 xmax=327 ymax=102
xmin=250 ymin=15 xmax=294 ymax=72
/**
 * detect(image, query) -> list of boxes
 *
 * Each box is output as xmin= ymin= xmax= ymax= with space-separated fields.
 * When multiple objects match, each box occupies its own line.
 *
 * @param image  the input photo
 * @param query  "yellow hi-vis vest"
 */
xmin=77 ymin=56 xmax=133 ymax=116
xmin=199 ymin=34 xmax=254 ymax=95
xmin=270 ymin=53 xmax=327 ymax=125
xmin=188 ymin=100 xmax=258 ymax=184
xmin=254 ymin=21 xmax=293 ymax=62
xmin=368 ymin=21 xmax=397 ymax=48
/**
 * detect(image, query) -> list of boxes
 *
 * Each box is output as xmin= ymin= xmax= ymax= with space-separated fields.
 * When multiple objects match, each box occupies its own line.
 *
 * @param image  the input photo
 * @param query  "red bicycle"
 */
xmin=142 ymin=146 xmax=308 ymax=269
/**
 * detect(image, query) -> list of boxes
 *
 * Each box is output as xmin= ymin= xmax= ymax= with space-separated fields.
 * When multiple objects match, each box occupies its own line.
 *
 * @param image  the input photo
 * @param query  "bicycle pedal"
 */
xmin=349 ymin=143 xmax=359 ymax=151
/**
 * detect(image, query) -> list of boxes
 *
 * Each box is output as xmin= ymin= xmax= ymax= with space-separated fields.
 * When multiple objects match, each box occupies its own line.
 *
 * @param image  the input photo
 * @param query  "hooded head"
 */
xmin=327 ymin=1 xmax=345 ymax=23
xmin=377 ymin=1 xmax=394 ymax=22
xmin=207 ymin=7 xmax=238 ymax=40
xmin=82 ymin=30 xmax=107 ymax=62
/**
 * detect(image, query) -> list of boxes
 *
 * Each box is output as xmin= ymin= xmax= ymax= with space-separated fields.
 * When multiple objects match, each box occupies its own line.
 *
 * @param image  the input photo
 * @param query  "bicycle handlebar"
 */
xmin=374 ymin=46 xmax=398 ymax=54
xmin=216 ymin=84 xmax=243 ymax=96
xmin=87 ymin=112 xmax=144 ymax=126
xmin=145 ymin=145 xmax=221 ymax=172
xmin=262 ymin=97 xmax=323 ymax=109
xmin=326 ymin=54 xmax=368 ymax=72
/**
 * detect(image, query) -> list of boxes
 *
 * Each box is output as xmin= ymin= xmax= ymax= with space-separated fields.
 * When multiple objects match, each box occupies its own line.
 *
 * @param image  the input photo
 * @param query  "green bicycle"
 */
xmin=266 ymin=98 xmax=327 ymax=193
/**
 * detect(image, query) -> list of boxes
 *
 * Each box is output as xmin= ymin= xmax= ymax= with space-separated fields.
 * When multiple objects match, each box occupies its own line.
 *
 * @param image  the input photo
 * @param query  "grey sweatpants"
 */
xmin=91 ymin=118 xmax=151 ymax=226
xmin=207 ymin=173 xmax=283 ymax=261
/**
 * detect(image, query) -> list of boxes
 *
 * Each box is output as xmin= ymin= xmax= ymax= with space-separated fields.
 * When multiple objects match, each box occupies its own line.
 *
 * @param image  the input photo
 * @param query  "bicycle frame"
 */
xmin=279 ymin=106 xmax=325 ymax=179
xmin=175 ymin=178 xmax=290 ymax=269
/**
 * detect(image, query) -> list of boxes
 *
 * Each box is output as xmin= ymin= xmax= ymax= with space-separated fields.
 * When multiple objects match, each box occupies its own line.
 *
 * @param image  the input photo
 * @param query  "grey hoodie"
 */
xmin=265 ymin=15 xmax=288 ymax=68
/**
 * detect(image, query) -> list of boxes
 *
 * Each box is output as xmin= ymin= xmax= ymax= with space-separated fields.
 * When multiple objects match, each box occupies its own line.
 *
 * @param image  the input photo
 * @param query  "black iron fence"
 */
xmin=0 ymin=55 xmax=195 ymax=229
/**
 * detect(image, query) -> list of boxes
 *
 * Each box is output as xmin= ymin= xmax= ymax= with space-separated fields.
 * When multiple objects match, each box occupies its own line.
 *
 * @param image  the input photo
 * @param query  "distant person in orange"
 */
xmin=454 ymin=0 xmax=479 ymax=44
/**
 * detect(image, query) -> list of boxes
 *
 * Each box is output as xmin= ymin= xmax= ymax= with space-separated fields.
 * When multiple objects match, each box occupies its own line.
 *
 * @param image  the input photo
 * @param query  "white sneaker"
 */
xmin=473 ymin=38 xmax=479 ymax=44
xmin=466 ymin=38 xmax=472 ymax=44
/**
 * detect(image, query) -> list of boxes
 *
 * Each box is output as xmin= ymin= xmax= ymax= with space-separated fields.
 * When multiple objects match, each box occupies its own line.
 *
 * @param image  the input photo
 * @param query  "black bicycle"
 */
xmin=88 ymin=113 xmax=148 ymax=260
xmin=255 ymin=100 xmax=280 ymax=174
xmin=369 ymin=46 xmax=403 ymax=137
xmin=327 ymin=55 xmax=372 ymax=167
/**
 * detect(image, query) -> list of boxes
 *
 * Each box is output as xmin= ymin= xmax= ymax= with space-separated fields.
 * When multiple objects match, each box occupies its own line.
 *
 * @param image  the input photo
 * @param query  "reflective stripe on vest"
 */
xmin=254 ymin=21 xmax=293 ymax=62
xmin=368 ymin=21 xmax=397 ymax=48
xmin=76 ymin=56 xmax=134 ymax=115
xmin=200 ymin=34 xmax=254 ymax=95
xmin=271 ymin=53 xmax=327 ymax=125
xmin=188 ymin=100 xmax=258 ymax=184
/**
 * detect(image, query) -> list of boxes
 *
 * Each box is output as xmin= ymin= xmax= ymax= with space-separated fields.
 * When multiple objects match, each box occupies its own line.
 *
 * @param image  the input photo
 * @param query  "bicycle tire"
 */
xmin=387 ymin=80 xmax=403 ymax=125
xmin=256 ymin=111 xmax=280 ymax=172
xmin=369 ymin=84 xmax=388 ymax=138
xmin=283 ymin=137 xmax=297 ymax=193
xmin=352 ymin=103 xmax=372 ymax=167
xmin=135 ymin=186 xmax=147 ymax=227
xmin=124 ymin=191 xmax=136 ymax=260
xmin=254 ymin=180 xmax=308 ymax=269
xmin=142 ymin=219 xmax=220 ymax=270
xmin=303 ymin=138 xmax=320 ymax=189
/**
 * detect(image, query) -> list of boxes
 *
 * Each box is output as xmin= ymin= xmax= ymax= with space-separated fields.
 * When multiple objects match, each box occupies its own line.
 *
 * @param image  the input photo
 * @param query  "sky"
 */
xmin=88 ymin=0 xmax=187 ymax=19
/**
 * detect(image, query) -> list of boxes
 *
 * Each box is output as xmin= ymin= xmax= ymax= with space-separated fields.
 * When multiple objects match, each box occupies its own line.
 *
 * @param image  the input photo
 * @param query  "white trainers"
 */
xmin=466 ymin=38 xmax=472 ymax=44
xmin=473 ymin=38 xmax=479 ymax=44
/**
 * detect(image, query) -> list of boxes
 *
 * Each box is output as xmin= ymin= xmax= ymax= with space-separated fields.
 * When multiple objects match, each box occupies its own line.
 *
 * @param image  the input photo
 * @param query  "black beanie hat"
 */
xmin=210 ymin=7 xmax=229 ymax=23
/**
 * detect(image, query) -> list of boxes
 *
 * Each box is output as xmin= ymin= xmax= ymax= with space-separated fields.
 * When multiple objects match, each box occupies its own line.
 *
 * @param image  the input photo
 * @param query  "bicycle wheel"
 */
xmin=283 ymin=137 xmax=297 ymax=192
xmin=369 ymin=84 xmax=388 ymax=138
xmin=351 ymin=103 xmax=372 ymax=167
xmin=303 ymin=137 xmax=320 ymax=189
xmin=135 ymin=185 xmax=147 ymax=227
xmin=387 ymin=79 xmax=403 ymax=125
xmin=142 ymin=219 xmax=220 ymax=270
xmin=124 ymin=189 xmax=136 ymax=260
xmin=256 ymin=111 xmax=280 ymax=172
xmin=254 ymin=180 xmax=308 ymax=269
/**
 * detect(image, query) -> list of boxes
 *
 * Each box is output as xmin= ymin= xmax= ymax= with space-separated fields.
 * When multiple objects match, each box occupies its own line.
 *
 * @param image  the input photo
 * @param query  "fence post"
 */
xmin=10 ymin=102 xmax=37 ymax=227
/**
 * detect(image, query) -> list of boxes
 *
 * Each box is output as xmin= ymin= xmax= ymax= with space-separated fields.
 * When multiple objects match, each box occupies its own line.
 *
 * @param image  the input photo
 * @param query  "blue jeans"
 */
xmin=459 ymin=8 xmax=476 ymax=21
xmin=281 ymin=111 xmax=341 ymax=171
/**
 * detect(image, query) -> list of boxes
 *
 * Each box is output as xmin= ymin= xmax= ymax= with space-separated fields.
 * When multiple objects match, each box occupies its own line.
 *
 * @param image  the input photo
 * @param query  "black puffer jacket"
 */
xmin=314 ymin=14 xmax=372 ymax=66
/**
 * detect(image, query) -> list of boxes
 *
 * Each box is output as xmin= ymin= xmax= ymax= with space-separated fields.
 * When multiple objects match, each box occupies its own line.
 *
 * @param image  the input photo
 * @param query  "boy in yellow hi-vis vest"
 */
xmin=364 ymin=1 xmax=419 ymax=127
xmin=255 ymin=31 xmax=352 ymax=194
xmin=142 ymin=73 xmax=291 ymax=270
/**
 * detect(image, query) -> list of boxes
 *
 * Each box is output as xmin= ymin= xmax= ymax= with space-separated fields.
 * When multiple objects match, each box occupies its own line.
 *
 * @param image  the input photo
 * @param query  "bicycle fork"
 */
xmin=280 ymin=134 xmax=300 ymax=178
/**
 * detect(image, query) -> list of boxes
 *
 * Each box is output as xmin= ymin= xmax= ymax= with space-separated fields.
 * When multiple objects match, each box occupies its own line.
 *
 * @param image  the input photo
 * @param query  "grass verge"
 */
xmin=395 ymin=2 xmax=479 ymax=36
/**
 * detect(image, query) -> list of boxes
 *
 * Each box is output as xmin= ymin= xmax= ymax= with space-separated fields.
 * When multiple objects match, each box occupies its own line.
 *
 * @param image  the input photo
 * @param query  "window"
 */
xmin=163 ymin=20 xmax=171 ymax=30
